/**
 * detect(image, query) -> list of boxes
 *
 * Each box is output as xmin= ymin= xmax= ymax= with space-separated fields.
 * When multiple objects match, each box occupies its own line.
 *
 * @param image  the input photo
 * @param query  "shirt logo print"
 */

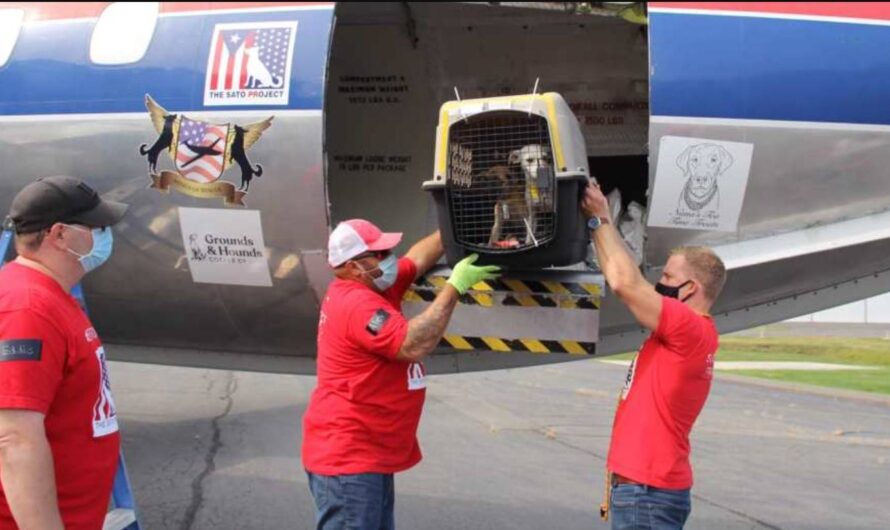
xmin=407 ymin=362 xmax=426 ymax=391
xmin=621 ymin=355 xmax=638 ymax=401
xmin=92 ymin=346 xmax=119 ymax=438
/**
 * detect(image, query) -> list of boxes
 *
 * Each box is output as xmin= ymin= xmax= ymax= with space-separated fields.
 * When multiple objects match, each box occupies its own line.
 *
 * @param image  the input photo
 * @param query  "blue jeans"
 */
xmin=610 ymin=483 xmax=691 ymax=530
xmin=306 ymin=471 xmax=395 ymax=530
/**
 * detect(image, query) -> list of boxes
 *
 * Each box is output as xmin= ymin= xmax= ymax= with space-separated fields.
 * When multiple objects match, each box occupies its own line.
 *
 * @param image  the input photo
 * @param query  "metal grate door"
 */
xmin=446 ymin=111 xmax=556 ymax=252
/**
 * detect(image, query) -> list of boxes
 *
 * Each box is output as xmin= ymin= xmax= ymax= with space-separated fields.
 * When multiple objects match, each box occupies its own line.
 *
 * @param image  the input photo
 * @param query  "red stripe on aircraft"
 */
xmin=1 ymin=2 xmax=108 ymax=22
xmin=159 ymin=2 xmax=333 ymax=15
xmin=650 ymin=2 xmax=890 ymax=22
xmin=1 ymin=2 xmax=333 ymax=23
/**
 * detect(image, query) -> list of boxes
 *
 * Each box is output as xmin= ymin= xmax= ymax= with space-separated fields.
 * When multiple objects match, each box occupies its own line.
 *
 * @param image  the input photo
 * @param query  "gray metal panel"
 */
xmin=599 ymin=119 xmax=890 ymax=356
xmin=0 ymin=112 xmax=327 ymax=357
xmin=104 ymin=341 xmax=595 ymax=375
xmin=403 ymin=302 xmax=600 ymax=342
xmin=8 ymin=3 xmax=890 ymax=375
xmin=646 ymin=119 xmax=890 ymax=261
xmin=326 ymin=2 xmax=649 ymax=253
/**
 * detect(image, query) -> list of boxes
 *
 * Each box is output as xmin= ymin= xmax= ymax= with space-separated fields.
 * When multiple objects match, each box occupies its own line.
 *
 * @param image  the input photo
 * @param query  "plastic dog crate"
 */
xmin=422 ymin=92 xmax=591 ymax=269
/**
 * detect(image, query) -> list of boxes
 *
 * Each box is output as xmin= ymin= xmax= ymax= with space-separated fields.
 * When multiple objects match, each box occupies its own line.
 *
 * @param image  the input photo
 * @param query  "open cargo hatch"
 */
xmin=325 ymin=2 xmax=650 ymax=357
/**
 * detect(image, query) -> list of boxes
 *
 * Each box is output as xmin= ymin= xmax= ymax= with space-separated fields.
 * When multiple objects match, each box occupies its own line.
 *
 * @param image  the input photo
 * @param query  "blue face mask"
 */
xmin=65 ymin=225 xmax=114 ymax=273
xmin=358 ymin=254 xmax=398 ymax=291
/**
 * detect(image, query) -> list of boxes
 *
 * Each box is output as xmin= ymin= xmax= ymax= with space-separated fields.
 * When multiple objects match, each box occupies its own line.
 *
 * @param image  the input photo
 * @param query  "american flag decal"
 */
xmin=175 ymin=118 xmax=229 ymax=183
xmin=204 ymin=21 xmax=299 ymax=107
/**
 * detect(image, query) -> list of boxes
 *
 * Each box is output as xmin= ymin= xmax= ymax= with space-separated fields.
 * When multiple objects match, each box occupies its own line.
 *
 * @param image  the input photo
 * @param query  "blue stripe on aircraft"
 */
xmin=650 ymin=12 xmax=890 ymax=125
xmin=0 ymin=8 xmax=332 ymax=115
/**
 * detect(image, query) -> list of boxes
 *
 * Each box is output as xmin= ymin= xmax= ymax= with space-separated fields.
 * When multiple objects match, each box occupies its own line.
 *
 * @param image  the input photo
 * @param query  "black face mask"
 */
xmin=655 ymin=280 xmax=694 ymax=302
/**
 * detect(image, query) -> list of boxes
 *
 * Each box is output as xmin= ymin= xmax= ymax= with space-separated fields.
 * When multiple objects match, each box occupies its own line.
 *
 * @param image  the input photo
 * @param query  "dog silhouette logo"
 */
xmin=188 ymin=234 xmax=207 ymax=261
xmin=203 ymin=22 xmax=298 ymax=106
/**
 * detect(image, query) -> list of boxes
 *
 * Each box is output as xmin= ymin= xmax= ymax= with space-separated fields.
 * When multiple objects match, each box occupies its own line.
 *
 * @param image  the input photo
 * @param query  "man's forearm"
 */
xmin=592 ymin=224 xmax=645 ymax=289
xmin=0 ymin=437 xmax=63 ymax=530
xmin=407 ymin=230 xmax=445 ymax=278
xmin=398 ymin=285 xmax=459 ymax=361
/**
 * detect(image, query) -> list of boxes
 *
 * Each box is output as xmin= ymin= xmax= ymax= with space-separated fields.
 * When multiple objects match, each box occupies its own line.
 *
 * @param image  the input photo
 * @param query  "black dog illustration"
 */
xmin=139 ymin=113 xmax=177 ymax=174
xmin=675 ymin=143 xmax=733 ymax=215
xmin=188 ymin=234 xmax=206 ymax=261
xmin=230 ymin=125 xmax=264 ymax=192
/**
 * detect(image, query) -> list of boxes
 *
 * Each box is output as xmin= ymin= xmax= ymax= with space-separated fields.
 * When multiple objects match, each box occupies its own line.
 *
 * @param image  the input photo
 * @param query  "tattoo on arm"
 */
xmin=398 ymin=287 xmax=458 ymax=360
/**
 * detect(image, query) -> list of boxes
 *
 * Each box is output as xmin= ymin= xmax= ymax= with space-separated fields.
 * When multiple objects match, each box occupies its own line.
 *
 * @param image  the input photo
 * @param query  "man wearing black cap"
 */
xmin=0 ymin=176 xmax=127 ymax=530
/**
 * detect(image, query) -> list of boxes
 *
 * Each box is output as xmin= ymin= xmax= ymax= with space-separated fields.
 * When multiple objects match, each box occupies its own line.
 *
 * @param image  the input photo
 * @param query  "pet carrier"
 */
xmin=423 ymin=92 xmax=591 ymax=269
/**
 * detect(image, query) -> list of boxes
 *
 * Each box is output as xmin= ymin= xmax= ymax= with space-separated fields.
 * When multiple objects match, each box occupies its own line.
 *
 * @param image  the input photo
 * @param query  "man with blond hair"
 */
xmin=582 ymin=183 xmax=726 ymax=530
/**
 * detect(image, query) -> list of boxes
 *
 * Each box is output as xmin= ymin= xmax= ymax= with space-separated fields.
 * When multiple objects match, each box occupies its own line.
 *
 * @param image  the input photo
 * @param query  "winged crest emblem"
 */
xmin=139 ymin=94 xmax=273 ymax=205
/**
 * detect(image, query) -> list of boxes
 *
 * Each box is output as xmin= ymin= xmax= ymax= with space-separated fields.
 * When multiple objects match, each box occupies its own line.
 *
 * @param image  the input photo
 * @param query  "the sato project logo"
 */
xmin=204 ymin=21 xmax=299 ymax=106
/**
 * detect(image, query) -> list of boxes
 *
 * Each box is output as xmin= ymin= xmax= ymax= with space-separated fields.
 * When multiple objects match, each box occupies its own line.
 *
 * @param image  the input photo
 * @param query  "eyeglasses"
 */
xmin=352 ymin=250 xmax=391 ymax=262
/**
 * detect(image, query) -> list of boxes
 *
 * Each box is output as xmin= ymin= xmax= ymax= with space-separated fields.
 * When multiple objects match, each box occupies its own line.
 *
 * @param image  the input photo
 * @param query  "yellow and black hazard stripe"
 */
xmin=404 ymin=277 xmax=602 ymax=310
xmin=439 ymin=335 xmax=596 ymax=355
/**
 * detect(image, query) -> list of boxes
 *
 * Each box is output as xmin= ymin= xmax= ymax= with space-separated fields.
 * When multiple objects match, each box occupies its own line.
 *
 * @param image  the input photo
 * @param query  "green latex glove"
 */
xmin=447 ymin=254 xmax=501 ymax=295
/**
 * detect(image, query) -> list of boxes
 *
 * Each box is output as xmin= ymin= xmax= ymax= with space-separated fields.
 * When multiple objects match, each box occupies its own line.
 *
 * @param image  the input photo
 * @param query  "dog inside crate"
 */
xmin=447 ymin=112 xmax=556 ymax=251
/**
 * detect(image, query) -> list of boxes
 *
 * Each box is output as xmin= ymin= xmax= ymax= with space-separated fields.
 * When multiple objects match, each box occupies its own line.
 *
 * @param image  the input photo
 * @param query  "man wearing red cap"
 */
xmin=302 ymin=219 xmax=499 ymax=530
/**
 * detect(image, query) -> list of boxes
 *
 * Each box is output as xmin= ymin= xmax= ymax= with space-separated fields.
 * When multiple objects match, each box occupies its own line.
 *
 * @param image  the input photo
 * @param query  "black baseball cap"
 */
xmin=9 ymin=176 xmax=129 ymax=234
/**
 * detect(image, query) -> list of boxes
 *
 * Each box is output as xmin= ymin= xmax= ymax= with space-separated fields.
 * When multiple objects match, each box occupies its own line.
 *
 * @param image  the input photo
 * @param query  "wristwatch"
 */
xmin=587 ymin=217 xmax=609 ymax=230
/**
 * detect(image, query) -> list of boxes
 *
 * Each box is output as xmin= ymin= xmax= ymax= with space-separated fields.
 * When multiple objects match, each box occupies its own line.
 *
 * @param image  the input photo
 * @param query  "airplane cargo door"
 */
xmin=324 ymin=2 xmax=651 ymax=364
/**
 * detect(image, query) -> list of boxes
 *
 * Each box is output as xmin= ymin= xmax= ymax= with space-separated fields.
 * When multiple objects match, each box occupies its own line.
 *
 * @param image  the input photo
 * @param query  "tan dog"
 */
xmin=675 ymin=143 xmax=733 ymax=215
xmin=486 ymin=165 xmax=528 ymax=248
xmin=510 ymin=145 xmax=552 ymax=185
xmin=486 ymin=144 xmax=553 ymax=247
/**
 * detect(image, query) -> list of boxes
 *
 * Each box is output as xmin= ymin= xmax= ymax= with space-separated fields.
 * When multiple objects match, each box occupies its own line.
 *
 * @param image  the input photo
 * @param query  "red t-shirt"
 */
xmin=0 ymin=262 xmax=120 ymax=530
xmin=302 ymin=258 xmax=427 ymax=475
xmin=606 ymin=296 xmax=718 ymax=489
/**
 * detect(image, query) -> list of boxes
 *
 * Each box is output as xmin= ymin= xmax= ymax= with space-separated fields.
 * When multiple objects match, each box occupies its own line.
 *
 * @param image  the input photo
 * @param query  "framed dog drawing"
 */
xmin=647 ymin=136 xmax=754 ymax=232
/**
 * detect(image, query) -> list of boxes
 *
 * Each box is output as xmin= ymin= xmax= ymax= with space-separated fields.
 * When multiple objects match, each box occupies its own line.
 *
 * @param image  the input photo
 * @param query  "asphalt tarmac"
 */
xmin=109 ymin=351 xmax=890 ymax=530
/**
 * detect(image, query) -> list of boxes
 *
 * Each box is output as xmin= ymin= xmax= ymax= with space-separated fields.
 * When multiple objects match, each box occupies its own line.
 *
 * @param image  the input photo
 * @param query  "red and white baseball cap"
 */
xmin=328 ymin=219 xmax=403 ymax=267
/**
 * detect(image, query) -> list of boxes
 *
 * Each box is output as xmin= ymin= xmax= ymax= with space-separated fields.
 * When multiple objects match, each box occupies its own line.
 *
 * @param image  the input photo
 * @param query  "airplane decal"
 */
xmin=139 ymin=94 xmax=273 ymax=206
xmin=176 ymin=118 xmax=229 ymax=184
xmin=204 ymin=21 xmax=299 ymax=106
xmin=647 ymin=136 xmax=754 ymax=232
xmin=675 ymin=143 xmax=732 ymax=216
